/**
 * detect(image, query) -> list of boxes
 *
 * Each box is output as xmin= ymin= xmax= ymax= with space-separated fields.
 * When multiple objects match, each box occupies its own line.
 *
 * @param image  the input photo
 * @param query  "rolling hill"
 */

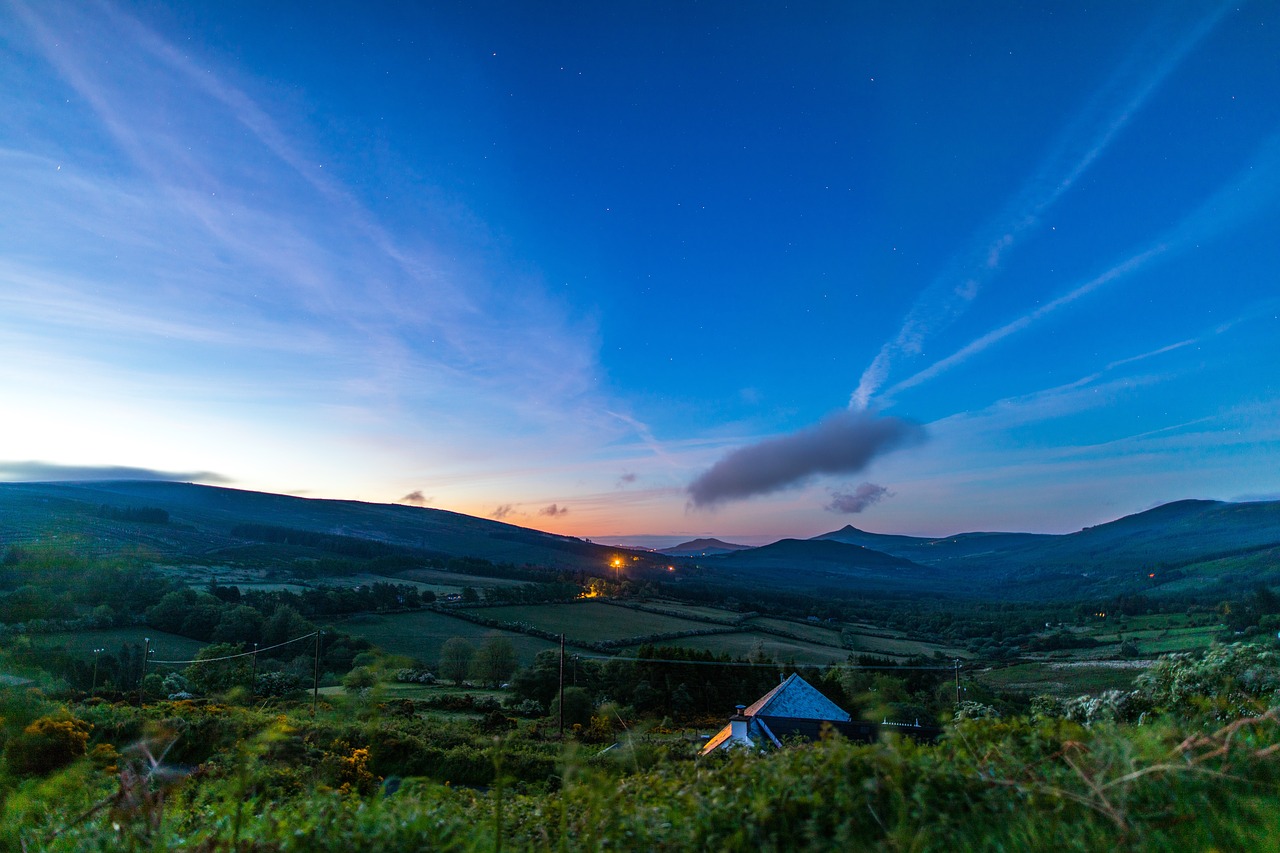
xmin=0 ymin=480 xmax=660 ymax=574
xmin=695 ymin=538 xmax=943 ymax=595
xmin=2 ymin=481 xmax=1278 ymax=601
xmin=807 ymin=499 xmax=1280 ymax=598
xmin=658 ymin=538 xmax=752 ymax=557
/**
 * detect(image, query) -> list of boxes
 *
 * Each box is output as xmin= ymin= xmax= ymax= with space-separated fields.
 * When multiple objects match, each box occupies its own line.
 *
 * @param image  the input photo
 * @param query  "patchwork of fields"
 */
xmin=330 ymin=600 xmax=976 ymax=668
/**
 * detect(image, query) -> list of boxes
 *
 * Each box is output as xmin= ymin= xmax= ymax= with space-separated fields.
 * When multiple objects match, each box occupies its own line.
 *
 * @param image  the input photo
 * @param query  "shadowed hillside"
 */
xmin=0 ymin=481 xmax=660 ymax=573
xmin=3 ymin=482 xmax=1279 ymax=602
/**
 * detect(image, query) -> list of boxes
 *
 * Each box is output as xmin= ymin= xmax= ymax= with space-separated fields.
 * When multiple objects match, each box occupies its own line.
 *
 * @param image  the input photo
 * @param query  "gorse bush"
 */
xmin=5 ymin=714 xmax=91 ymax=776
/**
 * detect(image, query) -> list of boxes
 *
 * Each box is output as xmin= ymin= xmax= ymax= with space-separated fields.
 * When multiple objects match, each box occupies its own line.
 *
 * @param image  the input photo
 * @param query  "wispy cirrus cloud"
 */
xmin=2 ymin=0 xmax=606 ymax=458
xmin=881 ymin=132 xmax=1280 ymax=401
xmin=850 ymin=2 xmax=1231 ymax=410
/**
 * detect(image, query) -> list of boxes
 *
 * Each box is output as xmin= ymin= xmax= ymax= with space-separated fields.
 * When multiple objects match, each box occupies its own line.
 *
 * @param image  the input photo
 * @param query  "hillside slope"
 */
xmin=0 ymin=481 xmax=656 ymax=573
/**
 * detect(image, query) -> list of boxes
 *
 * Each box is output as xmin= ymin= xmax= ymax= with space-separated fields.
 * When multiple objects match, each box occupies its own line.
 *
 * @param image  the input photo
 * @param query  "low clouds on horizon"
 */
xmin=0 ymin=460 xmax=230 ymax=483
xmin=398 ymin=490 xmax=431 ymax=506
xmin=539 ymin=503 xmax=569 ymax=517
xmin=687 ymin=410 xmax=926 ymax=508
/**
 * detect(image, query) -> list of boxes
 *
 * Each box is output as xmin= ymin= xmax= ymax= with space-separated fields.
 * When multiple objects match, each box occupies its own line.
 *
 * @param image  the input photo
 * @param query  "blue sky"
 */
xmin=2 ymin=1 xmax=1277 ymax=544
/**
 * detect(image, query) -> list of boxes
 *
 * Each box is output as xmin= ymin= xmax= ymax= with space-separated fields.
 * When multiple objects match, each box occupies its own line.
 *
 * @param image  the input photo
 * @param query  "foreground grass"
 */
xmin=6 ymin=707 xmax=1279 ymax=851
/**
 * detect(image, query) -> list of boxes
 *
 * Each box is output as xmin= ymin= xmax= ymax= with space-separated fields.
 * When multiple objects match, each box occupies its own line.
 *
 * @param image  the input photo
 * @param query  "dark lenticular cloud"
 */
xmin=0 ymin=460 xmax=230 ymax=483
xmin=826 ymin=482 xmax=891 ymax=514
xmin=687 ymin=411 xmax=925 ymax=507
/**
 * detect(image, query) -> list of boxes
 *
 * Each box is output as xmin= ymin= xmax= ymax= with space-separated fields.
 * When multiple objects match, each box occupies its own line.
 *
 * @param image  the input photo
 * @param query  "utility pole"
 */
xmin=954 ymin=659 xmax=961 ymax=705
xmin=312 ymin=631 xmax=322 ymax=716
xmin=139 ymin=637 xmax=151 ymax=708
xmin=558 ymin=633 xmax=565 ymax=739
xmin=250 ymin=642 xmax=259 ymax=703
xmin=91 ymin=647 xmax=104 ymax=697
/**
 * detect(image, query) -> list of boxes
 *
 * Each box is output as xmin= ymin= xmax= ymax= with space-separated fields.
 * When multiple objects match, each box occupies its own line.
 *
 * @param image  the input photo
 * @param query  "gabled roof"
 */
xmin=742 ymin=673 xmax=851 ymax=722
xmin=701 ymin=674 xmax=856 ymax=756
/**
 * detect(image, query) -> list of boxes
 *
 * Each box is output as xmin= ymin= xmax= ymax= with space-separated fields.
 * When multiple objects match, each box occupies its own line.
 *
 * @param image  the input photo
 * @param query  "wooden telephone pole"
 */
xmin=312 ymin=631 xmax=322 ymax=716
xmin=558 ymin=633 xmax=565 ymax=739
xmin=138 ymin=637 xmax=151 ymax=707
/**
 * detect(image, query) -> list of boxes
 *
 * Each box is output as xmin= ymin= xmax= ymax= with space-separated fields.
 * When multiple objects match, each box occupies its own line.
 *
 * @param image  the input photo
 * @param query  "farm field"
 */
xmin=1089 ymin=622 xmax=1222 ymax=652
xmin=392 ymin=567 xmax=531 ymax=591
xmin=1152 ymin=547 xmax=1280 ymax=594
xmin=629 ymin=601 xmax=744 ymax=624
xmin=311 ymin=572 xmax=451 ymax=593
xmin=1117 ymin=625 xmax=1221 ymax=655
xmin=974 ymin=660 xmax=1151 ymax=696
xmin=747 ymin=616 xmax=843 ymax=646
xmin=33 ymin=627 xmax=206 ymax=663
xmin=620 ymin=631 xmax=851 ymax=665
xmin=319 ymin=682 xmax=506 ymax=702
xmin=335 ymin=610 xmax=562 ymax=667
xmin=156 ymin=563 xmax=310 ymax=592
xmin=473 ymin=601 xmax=713 ymax=642
xmin=842 ymin=632 xmax=970 ymax=659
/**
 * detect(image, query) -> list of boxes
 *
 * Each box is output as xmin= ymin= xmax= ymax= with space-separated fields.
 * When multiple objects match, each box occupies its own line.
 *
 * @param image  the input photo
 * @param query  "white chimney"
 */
xmin=730 ymin=704 xmax=748 ymax=739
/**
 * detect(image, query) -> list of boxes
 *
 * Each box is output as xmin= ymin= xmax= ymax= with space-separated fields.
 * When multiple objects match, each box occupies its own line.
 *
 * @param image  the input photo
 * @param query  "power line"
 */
xmin=149 ymin=632 xmax=319 ymax=666
xmin=573 ymin=653 xmax=963 ymax=671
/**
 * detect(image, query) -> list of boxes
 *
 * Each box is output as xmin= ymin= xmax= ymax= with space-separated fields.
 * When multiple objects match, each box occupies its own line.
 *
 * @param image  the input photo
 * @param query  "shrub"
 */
xmin=1137 ymin=642 xmax=1280 ymax=721
xmin=6 ymin=714 xmax=92 ymax=776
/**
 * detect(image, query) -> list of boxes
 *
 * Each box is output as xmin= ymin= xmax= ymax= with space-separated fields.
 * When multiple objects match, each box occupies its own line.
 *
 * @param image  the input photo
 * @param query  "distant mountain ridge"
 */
xmin=659 ymin=538 xmax=752 ymax=556
xmin=811 ymin=524 xmax=1051 ymax=567
xmin=2 ymin=481 xmax=1279 ymax=601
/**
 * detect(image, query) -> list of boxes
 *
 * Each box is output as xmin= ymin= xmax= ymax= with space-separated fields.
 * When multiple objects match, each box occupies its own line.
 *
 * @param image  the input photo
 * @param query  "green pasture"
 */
xmin=1128 ymin=626 xmax=1222 ymax=655
xmin=319 ymin=682 xmax=507 ymax=701
xmin=312 ymin=572 xmax=451 ymax=593
xmin=1153 ymin=546 xmax=1280 ymax=591
xmin=631 ymin=601 xmax=743 ymax=624
xmin=747 ymin=616 xmax=843 ymax=646
xmin=231 ymin=582 xmax=313 ymax=593
xmin=32 ymin=627 xmax=206 ymax=664
xmin=156 ymin=562 xmax=312 ymax=593
xmin=620 ymin=631 xmax=851 ymax=666
xmin=335 ymin=610 xmax=561 ymax=667
xmin=374 ymin=682 xmax=507 ymax=702
xmin=1091 ymin=623 xmax=1221 ymax=654
xmin=974 ymin=661 xmax=1149 ymax=696
xmin=844 ymin=633 xmax=969 ymax=659
xmin=473 ymin=602 xmax=712 ymax=642
xmin=391 ymin=568 xmax=531 ymax=590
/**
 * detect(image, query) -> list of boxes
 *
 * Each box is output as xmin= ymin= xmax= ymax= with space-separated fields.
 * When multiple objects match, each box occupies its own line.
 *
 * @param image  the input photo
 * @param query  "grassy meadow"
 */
xmin=31 ymin=627 xmax=205 ymax=663
xmin=471 ymin=601 xmax=715 ymax=642
xmin=334 ymin=610 xmax=563 ymax=667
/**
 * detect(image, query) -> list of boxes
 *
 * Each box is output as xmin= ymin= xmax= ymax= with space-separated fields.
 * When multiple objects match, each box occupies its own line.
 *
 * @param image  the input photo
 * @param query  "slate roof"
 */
xmin=742 ymin=673 xmax=851 ymax=722
xmin=701 ymin=673 xmax=855 ymax=755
